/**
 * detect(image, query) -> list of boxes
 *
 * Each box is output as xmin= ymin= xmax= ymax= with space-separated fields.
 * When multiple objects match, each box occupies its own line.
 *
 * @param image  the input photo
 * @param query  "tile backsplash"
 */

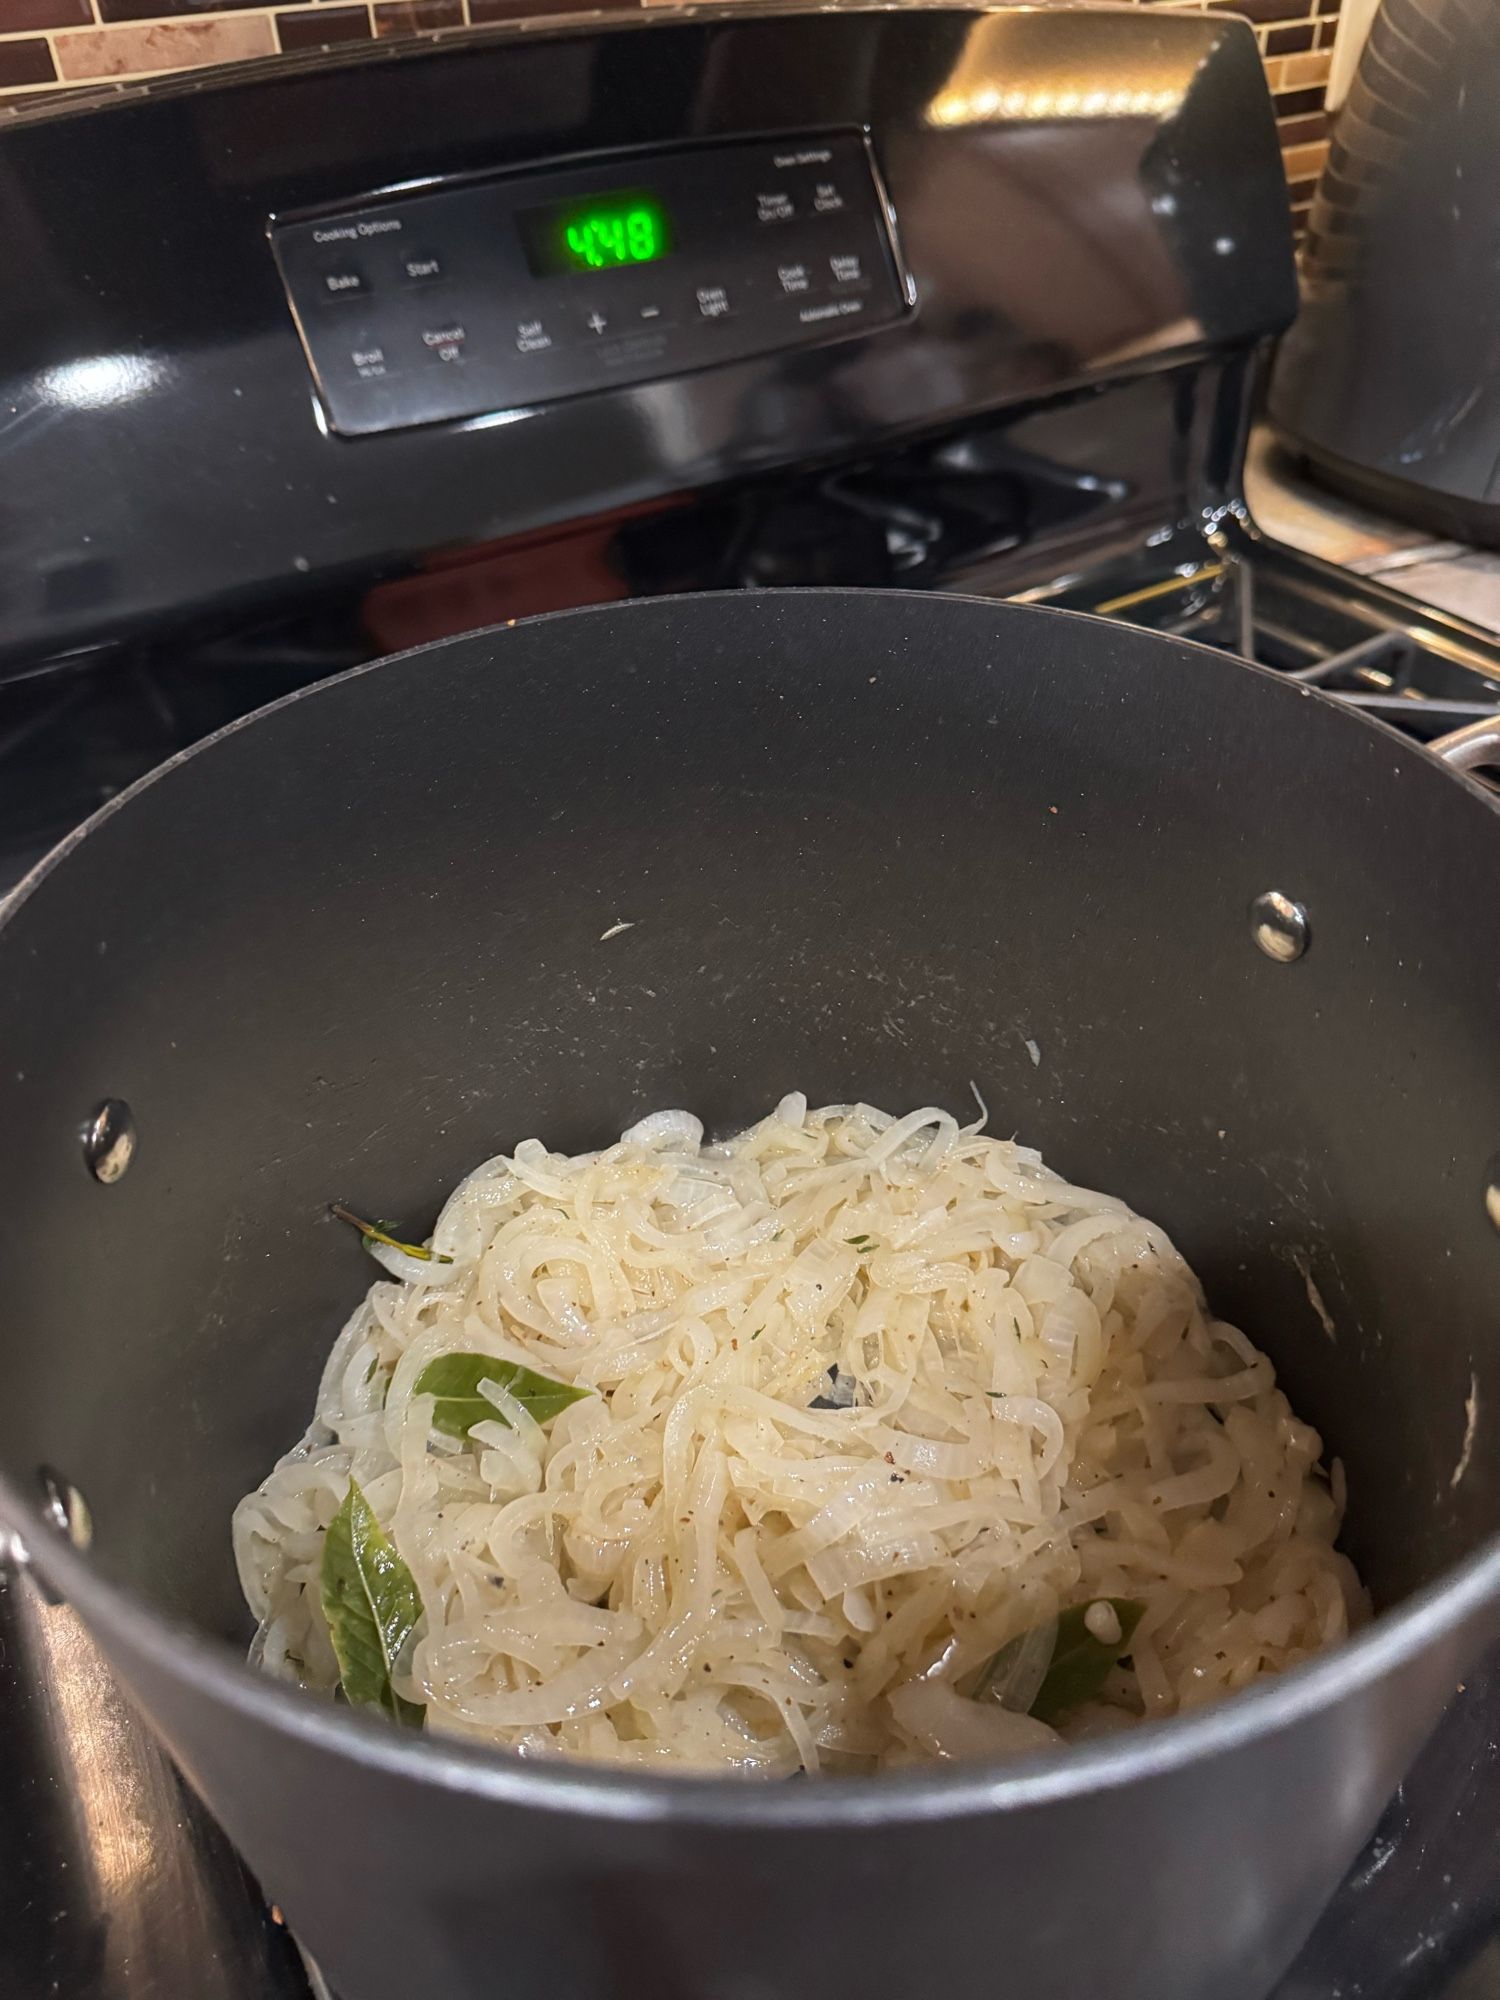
xmin=0 ymin=0 xmax=1339 ymax=232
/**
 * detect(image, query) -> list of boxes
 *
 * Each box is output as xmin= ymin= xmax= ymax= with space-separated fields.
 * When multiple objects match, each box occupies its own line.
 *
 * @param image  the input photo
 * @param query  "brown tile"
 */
xmin=1275 ymin=84 xmax=1328 ymax=115
xmin=98 ymin=0 xmax=266 ymax=17
xmin=1280 ymin=46 xmax=1331 ymax=86
xmin=372 ymin=0 xmax=459 ymax=34
xmin=54 ymin=14 xmax=275 ymax=76
xmin=1265 ymin=20 xmax=1315 ymax=52
xmin=1317 ymin=0 xmax=1341 ymax=14
xmin=1285 ymin=175 xmax=1319 ymax=203
xmin=469 ymin=0 xmax=635 ymax=16
xmin=1280 ymin=138 xmax=1329 ymax=179
xmin=0 ymin=35 xmax=56 ymax=84
xmin=0 ymin=0 xmax=90 ymax=30
xmin=276 ymin=2 xmax=369 ymax=47
xmin=1276 ymin=109 xmax=1328 ymax=144
xmin=1207 ymin=0 xmax=1309 ymax=23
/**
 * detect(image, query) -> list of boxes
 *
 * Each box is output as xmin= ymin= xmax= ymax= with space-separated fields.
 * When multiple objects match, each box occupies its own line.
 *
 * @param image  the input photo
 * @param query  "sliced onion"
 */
xmin=887 ymin=1679 xmax=1059 ymax=1762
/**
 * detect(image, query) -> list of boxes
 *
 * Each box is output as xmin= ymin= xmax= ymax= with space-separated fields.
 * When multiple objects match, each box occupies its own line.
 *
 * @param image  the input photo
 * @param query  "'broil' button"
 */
xmin=421 ymin=324 xmax=466 ymax=363
xmin=320 ymin=268 xmax=366 ymax=299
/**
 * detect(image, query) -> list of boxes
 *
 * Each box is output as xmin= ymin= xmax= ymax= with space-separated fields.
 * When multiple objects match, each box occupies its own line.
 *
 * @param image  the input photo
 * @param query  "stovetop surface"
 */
xmin=3 ymin=521 xmax=1499 ymax=2000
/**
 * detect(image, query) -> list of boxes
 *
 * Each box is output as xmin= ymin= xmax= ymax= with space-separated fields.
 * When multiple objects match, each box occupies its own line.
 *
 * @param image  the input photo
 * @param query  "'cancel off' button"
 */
xmin=422 ymin=323 xmax=467 ymax=363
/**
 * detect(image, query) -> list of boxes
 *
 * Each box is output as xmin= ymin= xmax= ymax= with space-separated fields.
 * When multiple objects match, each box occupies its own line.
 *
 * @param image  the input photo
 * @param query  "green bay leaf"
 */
xmin=413 ymin=1352 xmax=591 ymax=1439
xmin=320 ymin=1479 xmax=425 ymax=1726
xmin=1029 ymin=1597 xmax=1146 ymax=1727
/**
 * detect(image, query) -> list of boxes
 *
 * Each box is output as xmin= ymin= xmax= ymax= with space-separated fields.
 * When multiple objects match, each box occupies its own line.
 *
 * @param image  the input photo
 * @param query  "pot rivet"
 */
xmin=82 ymin=1098 xmax=135 ymax=1183
xmin=38 ymin=1468 xmax=92 ymax=1551
xmin=1250 ymin=892 xmax=1310 ymax=963
xmin=1485 ymin=1155 xmax=1500 ymax=1234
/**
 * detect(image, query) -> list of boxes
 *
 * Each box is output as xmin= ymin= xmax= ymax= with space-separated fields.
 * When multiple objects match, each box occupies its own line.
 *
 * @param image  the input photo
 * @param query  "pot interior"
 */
xmin=0 ymin=592 xmax=1496 ymax=1650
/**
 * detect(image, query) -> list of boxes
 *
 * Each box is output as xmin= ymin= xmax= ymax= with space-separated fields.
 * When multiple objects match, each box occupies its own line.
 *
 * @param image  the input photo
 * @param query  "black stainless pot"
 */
xmin=1 ymin=591 xmax=1497 ymax=2000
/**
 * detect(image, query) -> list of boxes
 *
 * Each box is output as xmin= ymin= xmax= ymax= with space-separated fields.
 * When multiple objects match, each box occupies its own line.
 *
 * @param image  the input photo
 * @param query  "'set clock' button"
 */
xmin=813 ymin=182 xmax=846 ymax=213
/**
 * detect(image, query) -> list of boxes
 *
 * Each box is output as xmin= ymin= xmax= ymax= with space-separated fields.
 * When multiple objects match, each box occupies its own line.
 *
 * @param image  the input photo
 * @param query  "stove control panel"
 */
xmin=271 ymin=132 xmax=909 ymax=438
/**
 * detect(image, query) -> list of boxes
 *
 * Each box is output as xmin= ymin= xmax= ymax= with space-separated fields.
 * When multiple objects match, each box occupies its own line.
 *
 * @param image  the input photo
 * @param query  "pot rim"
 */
xmin=3 ymin=587 xmax=1498 ymax=1826
xmin=10 ymin=1489 xmax=1500 ymax=1824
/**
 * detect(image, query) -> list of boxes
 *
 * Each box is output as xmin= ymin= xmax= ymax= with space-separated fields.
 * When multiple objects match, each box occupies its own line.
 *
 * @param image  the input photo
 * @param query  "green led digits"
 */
xmin=561 ymin=202 xmax=666 ymax=271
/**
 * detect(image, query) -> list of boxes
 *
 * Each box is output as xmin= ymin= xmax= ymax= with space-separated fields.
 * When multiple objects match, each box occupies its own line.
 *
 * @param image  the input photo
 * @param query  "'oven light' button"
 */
xmin=321 ymin=268 xmax=367 ymax=299
xmin=402 ymin=252 xmax=444 ymax=283
xmin=830 ymin=253 xmax=864 ymax=285
xmin=421 ymin=324 xmax=467 ymax=363
xmin=696 ymin=285 xmax=732 ymax=319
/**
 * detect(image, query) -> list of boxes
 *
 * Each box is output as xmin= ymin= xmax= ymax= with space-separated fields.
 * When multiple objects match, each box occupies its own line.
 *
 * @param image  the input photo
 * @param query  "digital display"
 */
xmin=517 ymin=191 xmax=675 ymax=278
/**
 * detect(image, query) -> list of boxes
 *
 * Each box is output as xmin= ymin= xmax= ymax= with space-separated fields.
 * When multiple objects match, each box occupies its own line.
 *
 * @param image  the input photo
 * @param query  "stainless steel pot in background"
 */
xmin=1 ymin=592 xmax=1497 ymax=2000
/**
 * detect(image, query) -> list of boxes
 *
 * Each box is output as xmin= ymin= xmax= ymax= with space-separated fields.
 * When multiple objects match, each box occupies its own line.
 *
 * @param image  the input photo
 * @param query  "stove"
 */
xmin=2 ymin=9 xmax=1498 ymax=1998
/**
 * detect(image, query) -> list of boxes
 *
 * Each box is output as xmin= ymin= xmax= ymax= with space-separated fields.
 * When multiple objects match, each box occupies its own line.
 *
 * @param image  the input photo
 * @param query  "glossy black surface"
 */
xmin=273 ymin=131 xmax=908 ymax=435
xmin=0 ymin=4 xmax=1292 ymax=671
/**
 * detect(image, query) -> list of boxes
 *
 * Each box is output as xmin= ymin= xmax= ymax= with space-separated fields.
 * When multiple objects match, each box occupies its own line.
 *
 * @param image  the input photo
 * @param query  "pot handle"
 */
xmin=1430 ymin=716 xmax=1500 ymax=774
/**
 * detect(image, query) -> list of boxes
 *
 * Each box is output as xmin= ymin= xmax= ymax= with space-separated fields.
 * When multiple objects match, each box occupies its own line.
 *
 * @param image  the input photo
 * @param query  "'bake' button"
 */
xmin=830 ymin=253 xmax=864 ymax=285
xmin=778 ymin=263 xmax=811 ymax=295
xmin=321 ymin=269 xmax=366 ymax=299
xmin=421 ymin=324 xmax=466 ymax=362
xmin=515 ymin=317 xmax=552 ymax=354
xmin=402 ymin=252 xmax=443 ymax=283
xmin=349 ymin=344 xmax=388 ymax=379
xmin=813 ymin=181 xmax=846 ymax=214
xmin=755 ymin=191 xmax=795 ymax=224
xmin=696 ymin=285 xmax=732 ymax=319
